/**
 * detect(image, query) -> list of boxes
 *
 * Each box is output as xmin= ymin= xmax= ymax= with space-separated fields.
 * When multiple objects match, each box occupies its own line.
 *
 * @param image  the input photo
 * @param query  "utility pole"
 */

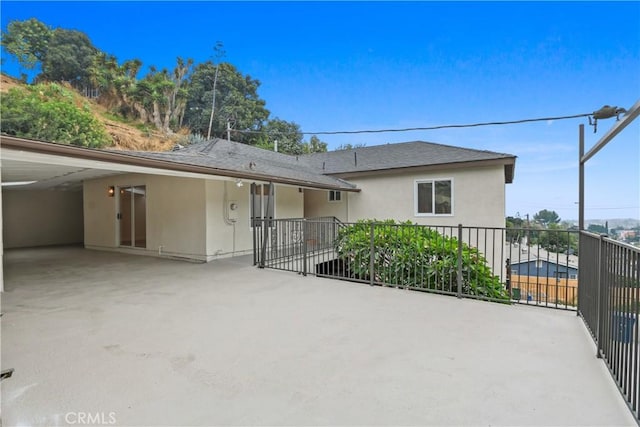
xmin=206 ymin=42 xmax=226 ymax=141
xmin=206 ymin=64 xmax=219 ymax=140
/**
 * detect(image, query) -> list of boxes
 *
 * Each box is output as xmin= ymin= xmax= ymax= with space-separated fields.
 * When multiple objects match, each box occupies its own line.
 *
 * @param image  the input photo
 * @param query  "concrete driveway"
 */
xmin=1 ymin=246 xmax=635 ymax=426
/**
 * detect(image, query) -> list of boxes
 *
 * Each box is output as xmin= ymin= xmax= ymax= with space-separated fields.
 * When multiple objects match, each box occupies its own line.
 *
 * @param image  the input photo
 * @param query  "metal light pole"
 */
xmin=579 ymin=100 xmax=640 ymax=230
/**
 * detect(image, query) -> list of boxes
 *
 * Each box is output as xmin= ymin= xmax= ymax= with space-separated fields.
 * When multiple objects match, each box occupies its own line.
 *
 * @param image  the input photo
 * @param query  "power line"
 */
xmin=233 ymin=112 xmax=592 ymax=136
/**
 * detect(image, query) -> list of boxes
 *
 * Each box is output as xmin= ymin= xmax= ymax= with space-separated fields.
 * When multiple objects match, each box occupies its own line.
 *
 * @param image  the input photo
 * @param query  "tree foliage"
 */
xmin=587 ymin=223 xmax=608 ymax=234
xmin=537 ymin=223 xmax=578 ymax=254
xmin=0 ymin=83 xmax=111 ymax=147
xmin=533 ymin=209 xmax=560 ymax=227
xmin=506 ymin=215 xmax=525 ymax=243
xmin=183 ymin=61 xmax=269 ymax=142
xmin=39 ymin=28 xmax=98 ymax=86
xmin=305 ymin=135 xmax=328 ymax=153
xmin=1 ymin=18 xmax=52 ymax=70
xmin=1 ymin=18 xmax=326 ymax=146
xmin=335 ymin=219 xmax=509 ymax=301
xmin=334 ymin=142 xmax=367 ymax=151
xmin=258 ymin=118 xmax=305 ymax=154
xmin=128 ymin=58 xmax=193 ymax=133
xmin=88 ymin=52 xmax=142 ymax=111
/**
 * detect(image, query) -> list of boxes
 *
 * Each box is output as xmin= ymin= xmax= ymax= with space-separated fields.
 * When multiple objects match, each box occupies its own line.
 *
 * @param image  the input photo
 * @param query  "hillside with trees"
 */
xmin=0 ymin=18 xmax=327 ymax=154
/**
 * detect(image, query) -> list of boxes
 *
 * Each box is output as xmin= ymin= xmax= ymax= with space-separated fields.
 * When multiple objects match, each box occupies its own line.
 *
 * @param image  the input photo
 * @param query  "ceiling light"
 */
xmin=1 ymin=180 xmax=37 ymax=187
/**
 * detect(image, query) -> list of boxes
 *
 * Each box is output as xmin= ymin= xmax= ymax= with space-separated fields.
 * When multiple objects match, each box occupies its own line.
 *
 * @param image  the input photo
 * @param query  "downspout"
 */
xmin=345 ymin=190 xmax=349 ymax=223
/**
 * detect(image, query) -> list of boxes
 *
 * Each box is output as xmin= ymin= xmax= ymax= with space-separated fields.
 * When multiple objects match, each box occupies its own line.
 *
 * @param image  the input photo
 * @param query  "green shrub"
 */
xmin=0 ymin=83 xmax=111 ymax=148
xmin=335 ymin=219 xmax=509 ymax=301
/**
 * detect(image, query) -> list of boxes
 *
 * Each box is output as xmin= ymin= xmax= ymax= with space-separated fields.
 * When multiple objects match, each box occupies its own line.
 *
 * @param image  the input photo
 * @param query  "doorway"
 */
xmin=118 ymin=185 xmax=147 ymax=248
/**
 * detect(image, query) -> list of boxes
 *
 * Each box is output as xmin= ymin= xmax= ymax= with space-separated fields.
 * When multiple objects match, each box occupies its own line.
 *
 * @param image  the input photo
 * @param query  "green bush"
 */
xmin=335 ymin=219 xmax=509 ymax=301
xmin=0 ymin=83 xmax=111 ymax=148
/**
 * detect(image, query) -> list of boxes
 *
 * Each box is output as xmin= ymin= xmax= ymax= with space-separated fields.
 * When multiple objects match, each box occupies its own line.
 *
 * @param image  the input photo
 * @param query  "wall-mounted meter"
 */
xmin=228 ymin=201 xmax=239 ymax=222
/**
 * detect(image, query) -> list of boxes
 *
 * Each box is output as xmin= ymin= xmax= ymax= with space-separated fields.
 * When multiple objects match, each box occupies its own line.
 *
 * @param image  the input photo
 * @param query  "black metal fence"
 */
xmin=253 ymin=218 xmax=579 ymax=309
xmin=578 ymin=231 xmax=640 ymax=421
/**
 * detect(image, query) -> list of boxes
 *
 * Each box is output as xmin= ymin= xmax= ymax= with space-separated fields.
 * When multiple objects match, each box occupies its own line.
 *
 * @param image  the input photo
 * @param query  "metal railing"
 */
xmin=578 ymin=231 xmax=640 ymax=421
xmin=253 ymin=218 xmax=579 ymax=309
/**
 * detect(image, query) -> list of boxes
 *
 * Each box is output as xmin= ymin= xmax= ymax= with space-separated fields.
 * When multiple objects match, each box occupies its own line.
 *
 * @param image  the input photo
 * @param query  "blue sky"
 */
xmin=1 ymin=1 xmax=639 ymax=221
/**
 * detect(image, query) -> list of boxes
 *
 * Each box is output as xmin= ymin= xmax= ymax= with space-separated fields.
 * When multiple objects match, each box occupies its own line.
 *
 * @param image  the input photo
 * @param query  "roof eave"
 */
xmin=0 ymin=135 xmax=360 ymax=192
xmin=325 ymin=157 xmax=517 ymax=183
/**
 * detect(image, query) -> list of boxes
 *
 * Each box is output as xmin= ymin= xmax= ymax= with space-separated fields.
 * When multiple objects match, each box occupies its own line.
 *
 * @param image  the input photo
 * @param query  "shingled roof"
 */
xmin=300 ymin=141 xmax=516 ymax=182
xmin=136 ymin=138 xmax=516 ymax=185
xmin=124 ymin=139 xmax=358 ymax=191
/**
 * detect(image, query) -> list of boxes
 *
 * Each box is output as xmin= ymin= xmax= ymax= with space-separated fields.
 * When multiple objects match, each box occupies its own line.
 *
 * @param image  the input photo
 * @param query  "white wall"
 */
xmin=312 ymin=166 xmax=507 ymax=273
xmin=275 ymin=185 xmax=304 ymax=219
xmin=345 ymin=166 xmax=506 ymax=228
xmin=84 ymin=174 xmax=207 ymax=261
xmin=204 ymin=182 xmax=304 ymax=260
xmin=205 ymin=180 xmax=251 ymax=259
xmin=2 ymin=189 xmax=84 ymax=248
xmin=85 ymin=175 xmax=305 ymax=262
xmin=303 ymin=166 xmax=506 ymax=228
xmin=304 ymin=189 xmax=348 ymax=221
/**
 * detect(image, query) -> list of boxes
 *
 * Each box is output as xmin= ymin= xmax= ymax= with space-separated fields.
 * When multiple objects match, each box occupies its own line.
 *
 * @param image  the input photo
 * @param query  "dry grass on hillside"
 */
xmin=1 ymin=73 xmax=179 ymax=152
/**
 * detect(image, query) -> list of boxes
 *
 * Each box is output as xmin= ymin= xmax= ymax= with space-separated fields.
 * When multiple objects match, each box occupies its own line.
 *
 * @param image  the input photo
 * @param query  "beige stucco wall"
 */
xmin=275 ymin=185 xmax=304 ymax=219
xmin=84 ymin=174 xmax=304 ymax=262
xmin=304 ymin=165 xmax=507 ymax=273
xmin=304 ymin=189 xmax=348 ymax=221
xmin=84 ymin=174 xmax=207 ymax=260
xmin=2 ymin=189 xmax=84 ymax=248
xmin=204 ymin=182 xmax=303 ymax=260
xmin=304 ymin=166 xmax=506 ymax=227
xmin=347 ymin=166 xmax=506 ymax=227
xmin=205 ymin=180 xmax=251 ymax=258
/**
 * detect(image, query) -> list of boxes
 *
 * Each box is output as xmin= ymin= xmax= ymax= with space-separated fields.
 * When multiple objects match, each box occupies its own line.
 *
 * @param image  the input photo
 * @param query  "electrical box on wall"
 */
xmin=228 ymin=201 xmax=239 ymax=221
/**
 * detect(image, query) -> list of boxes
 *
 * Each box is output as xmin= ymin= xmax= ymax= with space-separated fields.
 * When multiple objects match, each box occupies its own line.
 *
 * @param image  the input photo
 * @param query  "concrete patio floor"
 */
xmin=1 ymin=246 xmax=635 ymax=426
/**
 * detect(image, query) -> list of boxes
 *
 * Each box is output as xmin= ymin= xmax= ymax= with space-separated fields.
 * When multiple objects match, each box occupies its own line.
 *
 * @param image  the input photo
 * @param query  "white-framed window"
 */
xmin=251 ymin=183 xmax=274 ymax=227
xmin=414 ymin=179 xmax=453 ymax=216
xmin=328 ymin=190 xmax=342 ymax=202
xmin=569 ymin=274 xmax=577 ymax=280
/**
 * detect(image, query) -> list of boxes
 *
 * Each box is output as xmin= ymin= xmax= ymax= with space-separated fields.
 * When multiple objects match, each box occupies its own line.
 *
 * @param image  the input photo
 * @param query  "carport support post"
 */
xmin=302 ymin=220 xmax=307 ymax=277
xmin=578 ymin=123 xmax=584 ymax=316
xmin=457 ymin=224 xmax=463 ymax=298
xmin=369 ymin=222 xmax=375 ymax=286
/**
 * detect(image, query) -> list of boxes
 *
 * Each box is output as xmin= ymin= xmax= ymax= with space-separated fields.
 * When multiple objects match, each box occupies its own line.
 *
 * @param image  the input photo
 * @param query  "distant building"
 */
xmin=507 ymin=243 xmax=578 ymax=305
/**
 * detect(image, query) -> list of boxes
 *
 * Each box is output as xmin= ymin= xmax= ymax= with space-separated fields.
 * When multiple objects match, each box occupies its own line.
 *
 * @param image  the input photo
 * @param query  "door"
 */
xmin=118 ymin=185 xmax=146 ymax=248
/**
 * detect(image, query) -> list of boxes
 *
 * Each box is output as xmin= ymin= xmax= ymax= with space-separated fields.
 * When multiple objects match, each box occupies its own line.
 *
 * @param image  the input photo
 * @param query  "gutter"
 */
xmin=325 ymin=157 xmax=517 ymax=184
xmin=0 ymin=135 xmax=360 ymax=192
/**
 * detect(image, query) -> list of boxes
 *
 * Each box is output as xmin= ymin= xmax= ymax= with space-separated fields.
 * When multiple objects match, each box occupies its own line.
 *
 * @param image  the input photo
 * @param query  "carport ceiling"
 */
xmin=1 ymin=158 xmax=121 ymax=191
